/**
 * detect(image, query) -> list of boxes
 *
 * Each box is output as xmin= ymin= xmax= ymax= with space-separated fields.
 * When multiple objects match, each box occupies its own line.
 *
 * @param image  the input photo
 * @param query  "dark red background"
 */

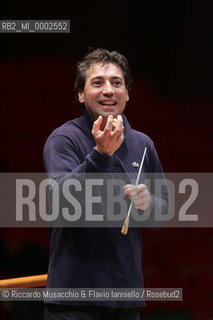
xmin=0 ymin=1 xmax=212 ymax=319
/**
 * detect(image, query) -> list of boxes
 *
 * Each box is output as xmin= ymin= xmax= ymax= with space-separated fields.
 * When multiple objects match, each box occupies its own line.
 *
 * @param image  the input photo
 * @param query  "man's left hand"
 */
xmin=123 ymin=184 xmax=150 ymax=211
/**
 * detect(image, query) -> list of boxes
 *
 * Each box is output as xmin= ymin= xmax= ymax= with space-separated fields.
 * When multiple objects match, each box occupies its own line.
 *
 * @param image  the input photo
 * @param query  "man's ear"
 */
xmin=126 ymin=90 xmax=129 ymax=102
xmin=78 ymin=90 xmax=85 ymax=103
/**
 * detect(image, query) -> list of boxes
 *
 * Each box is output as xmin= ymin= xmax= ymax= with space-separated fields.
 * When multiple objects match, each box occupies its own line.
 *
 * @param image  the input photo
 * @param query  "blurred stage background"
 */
xmin=0 ymin=1 xmax=212 ymax=319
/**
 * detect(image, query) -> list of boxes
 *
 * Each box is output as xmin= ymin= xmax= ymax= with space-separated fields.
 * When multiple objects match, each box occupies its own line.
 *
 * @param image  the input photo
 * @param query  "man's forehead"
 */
xmin=86 ymin=62 xmax=123 ymax=79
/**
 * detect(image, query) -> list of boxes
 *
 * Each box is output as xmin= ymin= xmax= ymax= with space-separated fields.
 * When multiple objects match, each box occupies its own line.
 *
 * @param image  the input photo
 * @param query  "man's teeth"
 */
xmin=100 ymin=101 xmax=116 ymax=105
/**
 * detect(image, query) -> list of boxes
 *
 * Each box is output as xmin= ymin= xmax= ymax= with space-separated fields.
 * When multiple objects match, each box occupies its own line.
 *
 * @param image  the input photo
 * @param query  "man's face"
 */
xmin=78 ymin=63 xmax=129 ymax=121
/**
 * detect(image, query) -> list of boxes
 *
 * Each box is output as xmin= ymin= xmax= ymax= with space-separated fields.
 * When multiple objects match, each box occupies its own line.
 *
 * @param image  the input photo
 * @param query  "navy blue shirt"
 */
xmin=43 ymin=110 xmax=167 ymax=307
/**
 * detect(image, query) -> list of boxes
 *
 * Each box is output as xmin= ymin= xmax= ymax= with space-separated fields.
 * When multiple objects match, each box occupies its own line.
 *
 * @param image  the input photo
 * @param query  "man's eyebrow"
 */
xmin=90 ymin=76 xmax=103 ymax=81
xmin=111 ymin=76 xmax=123 ymax=80
xmin=90 ymin=76 xmax=123 ymax=81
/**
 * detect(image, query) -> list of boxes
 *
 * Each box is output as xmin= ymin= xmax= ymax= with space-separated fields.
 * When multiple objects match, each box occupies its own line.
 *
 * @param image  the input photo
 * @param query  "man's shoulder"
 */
xmin=123 ymin=114 xmax=154 ymax=146
xmin=48 ymin=115 xmax=85 ymax=139
xmin=131 ymin=128 xmax=154 ymax=146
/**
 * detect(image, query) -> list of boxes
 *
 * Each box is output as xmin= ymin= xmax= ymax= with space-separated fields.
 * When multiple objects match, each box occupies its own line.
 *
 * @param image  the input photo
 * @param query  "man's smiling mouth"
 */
xmin=99 ymin=100 xmax=117 ymax=106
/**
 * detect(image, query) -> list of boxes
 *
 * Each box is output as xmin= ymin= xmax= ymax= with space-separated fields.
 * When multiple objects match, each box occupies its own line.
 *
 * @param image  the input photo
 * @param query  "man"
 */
xmin=43 ymin=48 xmax=168 ymax=319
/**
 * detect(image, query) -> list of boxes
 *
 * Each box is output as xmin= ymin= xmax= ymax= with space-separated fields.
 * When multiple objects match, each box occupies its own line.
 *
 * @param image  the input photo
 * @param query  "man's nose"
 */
xmin=102 ymin=82 xmax=115 ymax=95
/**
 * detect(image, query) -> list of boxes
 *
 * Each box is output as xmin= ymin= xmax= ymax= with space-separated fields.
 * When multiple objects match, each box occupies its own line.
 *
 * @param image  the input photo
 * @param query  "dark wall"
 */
xmin=0 ymin=1 xmax=212 ymax=319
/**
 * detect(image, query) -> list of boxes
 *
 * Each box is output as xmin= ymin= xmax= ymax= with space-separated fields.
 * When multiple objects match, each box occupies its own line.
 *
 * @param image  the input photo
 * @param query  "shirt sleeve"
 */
xmin=148 ymin=141 xmax=169 ymax=227
xmin=43 ymin=134 xmax=111 ymax=178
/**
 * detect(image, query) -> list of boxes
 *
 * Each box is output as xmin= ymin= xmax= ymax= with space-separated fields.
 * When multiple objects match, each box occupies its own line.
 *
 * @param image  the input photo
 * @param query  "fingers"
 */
xmin=92 ymin=116 xmax=102 ymax=136
xmin=112 ymin=119 xmax=117 ymax=128
xmin=101 ymin=114 xmax=124 ymax=141
xmin=111 ymin=116 xmax=123 ymax=129
xmin=133 ymin=195 xmax=150 ymax=208
xmin=124 ymin=184 xmax=146 ymax=196
xmin=93 ymin=115 xmax=123 ymax=135
xmin=104 ymin=115 xmax=114 ymax=133
xmin=92 ymin=114 xmax=124 ymax=156
xmin=111 ymin=115 xmax=124 ymax=136
xmin=124 ymin=184 xmax=150 ymax=210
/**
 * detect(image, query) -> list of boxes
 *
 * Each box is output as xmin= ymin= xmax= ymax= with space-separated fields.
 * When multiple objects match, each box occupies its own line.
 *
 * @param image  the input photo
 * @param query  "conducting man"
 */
xmin=43 ymin=48 xmax=168 ymax=320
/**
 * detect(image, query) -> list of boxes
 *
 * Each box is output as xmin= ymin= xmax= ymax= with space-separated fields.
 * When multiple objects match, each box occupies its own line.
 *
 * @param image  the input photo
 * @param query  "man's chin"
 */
xmin=101 ymin=111 xmax=118 ymax=119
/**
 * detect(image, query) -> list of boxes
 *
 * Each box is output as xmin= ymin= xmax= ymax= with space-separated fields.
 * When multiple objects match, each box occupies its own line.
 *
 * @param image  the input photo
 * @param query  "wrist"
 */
xmin=94 ymin=146 xmax=113 ymax=157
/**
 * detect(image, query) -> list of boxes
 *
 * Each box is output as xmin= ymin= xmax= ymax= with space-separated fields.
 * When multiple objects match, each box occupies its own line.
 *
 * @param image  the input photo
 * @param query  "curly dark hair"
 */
xmin=74 ymin=48 xmax=132 ymax=104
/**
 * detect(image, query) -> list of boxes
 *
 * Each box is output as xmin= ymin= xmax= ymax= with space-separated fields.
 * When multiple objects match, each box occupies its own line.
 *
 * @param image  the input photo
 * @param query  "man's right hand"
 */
xmin=92 ymin=115 xmax=124 ymax=157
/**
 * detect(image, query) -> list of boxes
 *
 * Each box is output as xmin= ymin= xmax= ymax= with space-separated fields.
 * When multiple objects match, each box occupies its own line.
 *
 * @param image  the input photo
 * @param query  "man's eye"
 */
xmin=92 ymin=81 xmax=102 ymax=86
xmin=113 ymin=81 xmax=122 ymax=86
